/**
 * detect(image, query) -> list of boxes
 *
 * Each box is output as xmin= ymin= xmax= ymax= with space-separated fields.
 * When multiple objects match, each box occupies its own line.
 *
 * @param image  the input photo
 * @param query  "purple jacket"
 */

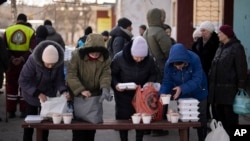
xmin=19 ymin=40 xmax=66 ymax=106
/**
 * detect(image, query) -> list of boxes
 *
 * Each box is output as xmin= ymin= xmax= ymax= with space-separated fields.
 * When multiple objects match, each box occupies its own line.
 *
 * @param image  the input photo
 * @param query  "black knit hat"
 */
xmin=118 ymin=17 xmax=132 ymax=29
xmin=17 ymin=13 xmax=27 ymax=22
xmin=101 ymin=30 xmax=109 ymax=36
xmin=44 ymin=19 xmax=52 ymax=26
xmin=36 ymin=25 xmax=48 ymax=39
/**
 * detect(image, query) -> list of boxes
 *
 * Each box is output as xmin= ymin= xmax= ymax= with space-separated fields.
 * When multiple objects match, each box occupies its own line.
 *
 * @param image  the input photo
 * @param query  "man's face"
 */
xmin=126 ymin=26 xmax=133 ymax=32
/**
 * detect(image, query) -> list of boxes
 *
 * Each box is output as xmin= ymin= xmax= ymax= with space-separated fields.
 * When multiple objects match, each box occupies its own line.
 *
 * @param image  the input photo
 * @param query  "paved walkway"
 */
xmin=1 ymin=88 xmax=250 ymax=141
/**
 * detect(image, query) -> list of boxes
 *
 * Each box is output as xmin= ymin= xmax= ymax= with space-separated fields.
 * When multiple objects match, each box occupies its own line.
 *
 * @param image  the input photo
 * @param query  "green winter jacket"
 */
xmin=66 ymin=34 xmax=111 ymax=97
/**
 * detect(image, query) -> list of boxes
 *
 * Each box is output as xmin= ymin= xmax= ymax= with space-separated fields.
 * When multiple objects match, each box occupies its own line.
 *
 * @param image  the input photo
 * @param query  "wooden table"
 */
xmin=22 ymin=119 xmax=200 ymax=141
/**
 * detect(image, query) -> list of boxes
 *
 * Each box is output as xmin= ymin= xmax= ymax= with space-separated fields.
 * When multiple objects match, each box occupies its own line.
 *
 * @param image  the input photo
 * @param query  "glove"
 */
xmin=99 ymin=88 xmax=113 ymax=103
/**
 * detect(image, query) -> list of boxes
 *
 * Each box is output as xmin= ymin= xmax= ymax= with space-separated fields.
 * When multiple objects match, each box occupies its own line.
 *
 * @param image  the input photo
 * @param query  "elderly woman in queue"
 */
xmin=19 ymin=40 xmax=70 ymax=141
xmin=208 ymin=25 xmax=247 ymax=140
xmin=111 ymin=36 xmax=157 ymax=141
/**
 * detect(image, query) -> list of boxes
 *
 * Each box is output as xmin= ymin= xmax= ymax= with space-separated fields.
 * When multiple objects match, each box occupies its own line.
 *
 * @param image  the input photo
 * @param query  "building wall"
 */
xmin=234 ymin=0 xmax=250 ymax=69
xmin=116 ymin=0 xmax=172 ymax=36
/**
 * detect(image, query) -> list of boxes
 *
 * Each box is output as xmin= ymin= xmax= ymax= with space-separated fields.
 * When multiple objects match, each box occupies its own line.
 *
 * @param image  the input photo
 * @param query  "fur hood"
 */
xmin=32 ymin=40 xmax=64 ymax=68
xmin=78 ymin=33 xmax=109 ymax=60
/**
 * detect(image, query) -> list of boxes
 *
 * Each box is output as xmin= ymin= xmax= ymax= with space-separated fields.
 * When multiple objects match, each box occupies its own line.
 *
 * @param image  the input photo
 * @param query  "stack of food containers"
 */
xmin=178 ymin=98 xmax=199 ymax=122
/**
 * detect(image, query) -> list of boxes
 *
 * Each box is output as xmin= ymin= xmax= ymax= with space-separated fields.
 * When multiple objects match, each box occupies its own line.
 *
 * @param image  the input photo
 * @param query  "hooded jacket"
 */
xmin=159 ymin=43 xmax=208 ymax=101
xmin=66 ymin=34 xmax=111 ymax=97
xmin=109 ymin=26 xmax=133 ymax=58
xmin=19 ymin=40 xmax=66 ymax=106
xmin=143 ymin=8 xmax=172 ymax=61
xmin=45 ymin=25 xmax=65 ymax=50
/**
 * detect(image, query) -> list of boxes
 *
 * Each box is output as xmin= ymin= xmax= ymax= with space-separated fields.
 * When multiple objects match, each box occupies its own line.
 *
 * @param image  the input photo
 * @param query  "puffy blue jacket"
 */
xmin=159 ymin=43 xmax=208 ymax=101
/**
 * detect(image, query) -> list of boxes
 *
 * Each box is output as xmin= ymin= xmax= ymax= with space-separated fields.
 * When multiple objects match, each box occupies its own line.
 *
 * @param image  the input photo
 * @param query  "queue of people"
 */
xmin=0 ymin=7 xmax=248 ymax=141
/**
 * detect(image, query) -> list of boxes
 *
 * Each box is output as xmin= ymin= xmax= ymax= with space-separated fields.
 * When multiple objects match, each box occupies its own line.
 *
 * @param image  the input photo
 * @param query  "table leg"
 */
xmin=179 ymin=128 xmax=188 ymax=141
xmin=36 ymin=128 xmax=42 ymax=141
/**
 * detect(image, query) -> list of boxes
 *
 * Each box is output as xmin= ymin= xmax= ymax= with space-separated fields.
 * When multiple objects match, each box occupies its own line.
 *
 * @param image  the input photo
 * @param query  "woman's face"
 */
xmin=173 ymin=62 xmax=185 ymax=70
xmin=165 ymin=28 xmax=171 ymax=36
xmin=132 ymin=56 xmax=145 ymax=63
xmin=200 ymin=28 xmax=211 ymax=40
xmin=89 ymin=52 xmax=101 ymax=58
xmin=44 ymin=62 xmax=55 ymax=69
xmin=218 ymin=31 xmax=229 ymax=44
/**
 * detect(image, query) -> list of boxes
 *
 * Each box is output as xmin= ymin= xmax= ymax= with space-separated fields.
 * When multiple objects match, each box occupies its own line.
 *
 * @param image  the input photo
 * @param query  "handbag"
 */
xmin=233 ymin=89 xmax=250 ymax=114
xmin=73 ymin=96 xmax=103 ymax=124
xmin=205 ymin=119 xmax=230 ymax=141
xmin=40 ymin=95 xmax=68 ymax=117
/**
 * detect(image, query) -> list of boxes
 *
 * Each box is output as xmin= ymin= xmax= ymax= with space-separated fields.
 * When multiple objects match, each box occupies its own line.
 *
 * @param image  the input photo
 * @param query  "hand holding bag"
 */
xmin=40 ymin=95 xmax=68 ymax=117
xmin=233 ymin=89 xmax=250 ymax=114
xmin=205 ymin=119 xmax=230 ymax=141
xmin=73 ymin=96 xmax=103 ymax=124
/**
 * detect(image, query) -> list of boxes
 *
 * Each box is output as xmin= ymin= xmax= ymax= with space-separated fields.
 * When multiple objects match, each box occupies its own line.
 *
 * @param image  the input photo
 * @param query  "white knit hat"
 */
xmin=42 ymin=45 xmax=59 ymax=63
xmin=131 ymin=36 xmax=148 ymax=57
xmin=199 ymin=21 xmax=215 ymax=33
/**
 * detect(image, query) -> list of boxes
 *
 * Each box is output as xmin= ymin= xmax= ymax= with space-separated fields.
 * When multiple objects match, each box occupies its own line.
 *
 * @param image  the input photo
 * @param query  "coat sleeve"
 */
xmin=66 ymin=51 xmax=85 ymax=96
xmin=112 ymin=37 xmax=125 ymax=55
xmin=0 ymin=37 xmax=9 ymax=71
xmin=111 ymin=55 xmax=121 ymax=89
xmin=159 ymin=63 xmax=174 ymax=95
xmin=234 ymin=44 xmax=248 ymax=89
xmin=55 ymin=64 xmax=68 ymax=93
xmin=147 ymin=57 xmax=158 ymax=82
xmin=99 ymin=57 xmax=112 ymax=89
xmin=180 ymin=54 xmax=203 ymax=95
xmin=18 ymin=57 xmax=39 ymax=97
xmin=155 ymin=29 xmax=172 ymax=58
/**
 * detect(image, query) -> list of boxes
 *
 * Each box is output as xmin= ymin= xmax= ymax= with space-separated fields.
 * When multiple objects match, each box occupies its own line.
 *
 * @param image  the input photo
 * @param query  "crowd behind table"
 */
xmin=0 ymin=7 xmax=248 ymax=141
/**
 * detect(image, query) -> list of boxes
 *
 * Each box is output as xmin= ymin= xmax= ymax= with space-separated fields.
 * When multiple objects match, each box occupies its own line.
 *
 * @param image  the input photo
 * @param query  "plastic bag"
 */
xmin=205 ymin=119 xmax=230 ymax=141
xmin=132 ymin=84 xmax=162 ymax=121
xmin=40 ymin=95 xmax=68 ymax=117
xmin=233 ymin=89 xmax=250 ymax=114
xmin=73 ymin=96 xmax=103 ymax=124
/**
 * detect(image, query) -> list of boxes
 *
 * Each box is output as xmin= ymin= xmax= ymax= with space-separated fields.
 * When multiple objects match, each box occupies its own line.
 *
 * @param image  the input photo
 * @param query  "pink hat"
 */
xmin=42 ymin=45 xmax=59 ymax=63
xmin=131 ymin=36 xmax=148 ymax=57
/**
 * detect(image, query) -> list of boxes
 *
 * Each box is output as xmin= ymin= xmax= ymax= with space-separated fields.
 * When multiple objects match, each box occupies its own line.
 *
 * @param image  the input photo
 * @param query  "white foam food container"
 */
xmin=179 ymin=111 xmax=200 ymax=117
xmin=178 ymin=105 xmax=199 ymax=112
xmin=117 ymin=82 xmax=137 ymax=90
xmin=178 ymin=98 xmax=199 ymax=104
xmin=178 ymin=103 xmax=199 ymax=107
xmin=25 ymin=115 xmax=44 ymax=123
xmin=180 ymin=116 xmax=199 ymax=122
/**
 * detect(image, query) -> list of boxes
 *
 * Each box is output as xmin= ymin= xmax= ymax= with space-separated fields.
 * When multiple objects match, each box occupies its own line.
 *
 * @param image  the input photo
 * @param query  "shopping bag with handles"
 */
xmin=233 ymin=89 xmax=250 ymax=114
xmin=132 ymin=84 xmax=162 ymax=121
xmin=205 ymin=119 xmax=229 ymax=141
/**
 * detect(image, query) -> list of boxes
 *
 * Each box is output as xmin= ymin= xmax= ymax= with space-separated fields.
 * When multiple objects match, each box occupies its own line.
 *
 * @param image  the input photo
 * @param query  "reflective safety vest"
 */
xmin=5 ymin=24 xmax=34 ymax=51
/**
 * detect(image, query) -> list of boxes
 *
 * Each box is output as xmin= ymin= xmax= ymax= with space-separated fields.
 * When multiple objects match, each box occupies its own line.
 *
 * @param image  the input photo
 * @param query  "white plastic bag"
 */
xmin=40 ymin=95 xmax=68 ymax=117
xmin=205 ymin=119 xmax=230 ymax=141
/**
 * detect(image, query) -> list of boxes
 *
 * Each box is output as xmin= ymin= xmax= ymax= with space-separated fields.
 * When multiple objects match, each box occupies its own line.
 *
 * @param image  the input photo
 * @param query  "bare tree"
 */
xmin=11 ymin=0 xmax=17 ymax=22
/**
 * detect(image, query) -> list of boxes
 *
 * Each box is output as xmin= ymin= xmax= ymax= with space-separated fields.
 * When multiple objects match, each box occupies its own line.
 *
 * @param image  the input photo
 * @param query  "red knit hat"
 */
xmin=219 ymin=25 xmax=235 ymax=38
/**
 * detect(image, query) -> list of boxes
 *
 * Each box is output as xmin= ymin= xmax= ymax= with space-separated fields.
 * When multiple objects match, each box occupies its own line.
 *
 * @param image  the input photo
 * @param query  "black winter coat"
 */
xmin=192 ymin=32 xmax=219 ymax=76
xmin=109 ymin=26 xmax=132 ymax=58
xmin=208 ymin=37 xmax=247 ymax=105
xmin=111 ymin=41 xmax=157 ymax=119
